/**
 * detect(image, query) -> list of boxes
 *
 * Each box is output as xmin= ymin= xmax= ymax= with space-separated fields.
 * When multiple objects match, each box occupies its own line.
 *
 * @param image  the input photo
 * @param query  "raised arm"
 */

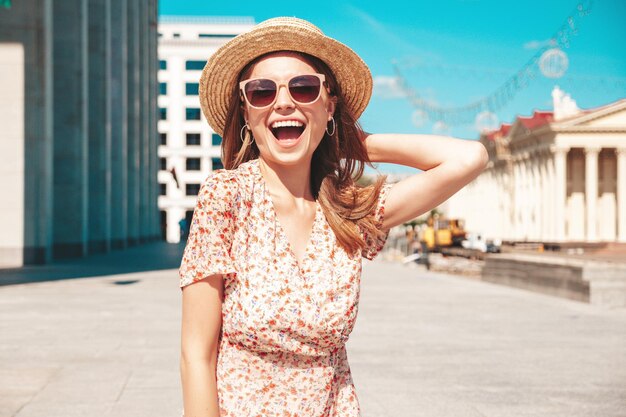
xmin=180 ymin=275 xmax=223 ymax=417
xmin=364 ymin=133 xmax=488 ymax=230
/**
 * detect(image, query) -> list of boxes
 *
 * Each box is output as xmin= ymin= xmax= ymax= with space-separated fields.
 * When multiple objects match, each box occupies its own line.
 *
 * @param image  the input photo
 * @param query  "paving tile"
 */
xmin=1 ymin=247 xmax=625 ymax=417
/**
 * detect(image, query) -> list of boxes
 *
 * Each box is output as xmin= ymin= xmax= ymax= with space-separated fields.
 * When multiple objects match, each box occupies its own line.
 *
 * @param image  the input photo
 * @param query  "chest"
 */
xmin=271 ymin=199 xmax=318 ymax=267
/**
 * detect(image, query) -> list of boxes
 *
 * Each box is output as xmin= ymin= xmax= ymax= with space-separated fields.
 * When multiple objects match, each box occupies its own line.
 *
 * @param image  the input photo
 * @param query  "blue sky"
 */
xmin=159 ymin=0 xmax=626 ymax=173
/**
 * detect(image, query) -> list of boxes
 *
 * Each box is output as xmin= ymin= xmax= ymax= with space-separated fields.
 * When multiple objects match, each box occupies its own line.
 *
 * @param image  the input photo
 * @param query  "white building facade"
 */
xmin=157 ymin=16 xmax=255 ymax=243
xmin=447 ymin=88 xmax=626 ymax=244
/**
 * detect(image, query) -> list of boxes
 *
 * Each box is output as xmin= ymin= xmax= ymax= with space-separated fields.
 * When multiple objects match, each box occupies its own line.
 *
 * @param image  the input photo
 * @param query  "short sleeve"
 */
xmin=362 ymin=182 xmax=393 ymax=260
xmin=179 ymin=171 xmax=238 ymax=288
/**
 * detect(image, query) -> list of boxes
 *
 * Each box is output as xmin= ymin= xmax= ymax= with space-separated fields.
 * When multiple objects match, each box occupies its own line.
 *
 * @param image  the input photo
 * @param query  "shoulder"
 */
xmin=197 ymin=169 xmax=237 ymax=203
xmin=197 ymin=159 xmax=259 ymax=204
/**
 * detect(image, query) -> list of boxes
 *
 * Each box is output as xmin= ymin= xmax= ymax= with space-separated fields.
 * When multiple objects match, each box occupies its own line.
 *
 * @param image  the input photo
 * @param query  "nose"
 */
xmin=273 ymin=84 xmax=295 ymax=110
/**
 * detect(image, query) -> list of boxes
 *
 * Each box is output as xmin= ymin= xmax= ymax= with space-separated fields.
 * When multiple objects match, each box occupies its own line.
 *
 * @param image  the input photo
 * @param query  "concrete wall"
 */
xmin=0 ymin=42 xmax=25 ymax=267
xmin=0 ymin=1 xmax=54 ymax=265
xmin=482 ymin=254 xmax=626 ymax=308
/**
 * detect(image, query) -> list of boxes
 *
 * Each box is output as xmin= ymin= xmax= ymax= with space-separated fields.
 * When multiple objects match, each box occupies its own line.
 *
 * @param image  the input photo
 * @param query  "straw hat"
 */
xmin=199 ymin=17 xmax=372 ymax=136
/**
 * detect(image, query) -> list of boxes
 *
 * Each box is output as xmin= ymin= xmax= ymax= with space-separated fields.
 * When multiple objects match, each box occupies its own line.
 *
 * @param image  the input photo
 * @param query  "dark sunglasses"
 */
xmin=239 ymin=74 xmax=327 ymax=109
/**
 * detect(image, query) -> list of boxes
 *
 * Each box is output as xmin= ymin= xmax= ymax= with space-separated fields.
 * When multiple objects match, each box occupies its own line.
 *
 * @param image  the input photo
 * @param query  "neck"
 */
xmin=259 ymin=157 xmax=314 ymax=201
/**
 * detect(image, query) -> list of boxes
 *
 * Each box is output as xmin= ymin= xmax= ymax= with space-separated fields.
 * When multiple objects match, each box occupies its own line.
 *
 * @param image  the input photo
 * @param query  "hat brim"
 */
xmin=199 ymin=18 xmax=372 ymax=136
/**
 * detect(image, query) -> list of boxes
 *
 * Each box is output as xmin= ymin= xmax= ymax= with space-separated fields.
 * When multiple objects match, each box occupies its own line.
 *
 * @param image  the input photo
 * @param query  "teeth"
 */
xmin=270 ymin=120 xmax=304 ymax=129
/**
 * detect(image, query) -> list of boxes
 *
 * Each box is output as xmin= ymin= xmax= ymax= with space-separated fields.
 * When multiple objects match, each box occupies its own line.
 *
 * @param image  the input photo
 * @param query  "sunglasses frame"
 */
xmin=239 ymin=73 xmax=327 ymax=109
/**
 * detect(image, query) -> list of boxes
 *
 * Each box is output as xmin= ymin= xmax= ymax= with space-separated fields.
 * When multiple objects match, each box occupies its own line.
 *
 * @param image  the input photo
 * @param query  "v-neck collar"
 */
xmin=252 ymin=159 xmax=320 ymax=271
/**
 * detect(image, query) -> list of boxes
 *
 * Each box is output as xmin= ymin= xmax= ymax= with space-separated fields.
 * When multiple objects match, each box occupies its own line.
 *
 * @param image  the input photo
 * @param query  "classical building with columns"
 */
xmin=157 ymin=16 xmax=254 ymax=243
xmin=0 ymin=0 xmax=159 ymax=266
xmin=447 ymin=88 xmax=626 ymax=244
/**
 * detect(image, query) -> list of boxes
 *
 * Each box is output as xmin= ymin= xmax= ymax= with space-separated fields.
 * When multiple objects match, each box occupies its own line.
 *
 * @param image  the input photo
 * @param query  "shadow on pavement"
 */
xmin=0 ymin=241 xmax=186 ymax=286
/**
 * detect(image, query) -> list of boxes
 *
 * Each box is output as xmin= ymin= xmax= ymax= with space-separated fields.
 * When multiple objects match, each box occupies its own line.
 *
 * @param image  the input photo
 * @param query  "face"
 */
xmin=241 ymin=53 xmax=336 ymax=168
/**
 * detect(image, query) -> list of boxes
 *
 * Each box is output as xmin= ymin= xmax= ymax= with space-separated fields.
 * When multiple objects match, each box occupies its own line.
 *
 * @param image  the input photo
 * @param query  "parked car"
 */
xmin=462 ymin=234 xmax=501 ymax=253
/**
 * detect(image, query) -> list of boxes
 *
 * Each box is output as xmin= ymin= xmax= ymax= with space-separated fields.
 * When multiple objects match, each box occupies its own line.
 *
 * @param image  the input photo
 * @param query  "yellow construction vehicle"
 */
xmin=421 ymin=216 xmax=466 ymax=251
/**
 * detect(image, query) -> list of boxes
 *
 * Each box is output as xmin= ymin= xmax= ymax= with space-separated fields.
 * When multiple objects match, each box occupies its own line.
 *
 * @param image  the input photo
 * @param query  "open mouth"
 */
xmin=270 ymin=120 xmax=306 ymax=142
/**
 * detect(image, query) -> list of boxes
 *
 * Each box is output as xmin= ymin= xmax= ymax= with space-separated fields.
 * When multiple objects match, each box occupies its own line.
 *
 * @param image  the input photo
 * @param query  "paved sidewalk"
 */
xmin=0 ymin=246 xmax=625 ymax=416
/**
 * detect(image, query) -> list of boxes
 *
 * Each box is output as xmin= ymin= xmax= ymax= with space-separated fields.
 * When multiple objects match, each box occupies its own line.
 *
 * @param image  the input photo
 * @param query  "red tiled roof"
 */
xmin=485 ymin=123 xmax=511 ymax=141
xmin=517 ymin=110 xmax=554 ymax=129
xmin=481 ymin=97 xmax=626 ymax=141
xmin=484 ymin=111 xmax=553 ymax=141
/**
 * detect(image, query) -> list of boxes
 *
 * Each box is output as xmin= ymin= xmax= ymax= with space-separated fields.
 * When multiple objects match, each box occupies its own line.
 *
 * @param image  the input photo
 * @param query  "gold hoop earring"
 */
xmin=325 ymin=117 xmax=336 ymax=136
xmin=240 ymin=124 xmax=254 ymax=144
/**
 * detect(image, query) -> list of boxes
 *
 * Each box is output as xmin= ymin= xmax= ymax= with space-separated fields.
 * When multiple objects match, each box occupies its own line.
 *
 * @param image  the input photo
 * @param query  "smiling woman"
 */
xmin=178 ymin=16 xmax=487 ymax=417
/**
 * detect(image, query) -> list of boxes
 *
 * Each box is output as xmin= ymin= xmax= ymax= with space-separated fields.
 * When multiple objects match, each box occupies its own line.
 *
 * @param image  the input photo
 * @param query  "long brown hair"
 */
xmin=222 ymin=51 xmax=386 ymax=254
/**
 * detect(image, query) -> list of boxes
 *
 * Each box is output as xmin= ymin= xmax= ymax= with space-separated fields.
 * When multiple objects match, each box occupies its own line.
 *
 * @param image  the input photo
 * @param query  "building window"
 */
xmin=186 ymin=183 xmax=201 ymax=196
xmin=185 ymin=60 xmax=206 ymax=70
xmin=185 ymin=82 xmax=199 ymax=96
xmin=186 ymin=158 xmax=201 ymax=171
xmin=186 ymin=133 xmax=201 ymax=146
xmin=211 ymin=134 xmax=222 ymax=146
xmin=159 ymin=108 xmax=167 ymax=120
xmin=159 ymin=60 xmax=167 ymax=70
xmin=160 ymin=210 xmax=166 ymax=240
xmin=212 ymin=157 xmax=224 ymax=170
xmin=186 ymin=108 xmax=201 ymax=121
xmin=173 ymin=33 xmax=180 ymax=38
xmin=159 ymin=183 xmax=167 ymax=196
xmin=199 ymin=33 xmax=236 ymax=39
xmin=159 ymin=157 xmax=167 ymax=170
xmin=159 ymin=82 xmax=167 ymax=95
xmin=159 ymin=133 xmax=167 ymax=145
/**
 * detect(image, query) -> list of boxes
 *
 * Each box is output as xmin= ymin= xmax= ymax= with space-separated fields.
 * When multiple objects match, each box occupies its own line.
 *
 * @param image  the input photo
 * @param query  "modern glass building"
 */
xmin=0 ymin=0 xmax=159 ymax=266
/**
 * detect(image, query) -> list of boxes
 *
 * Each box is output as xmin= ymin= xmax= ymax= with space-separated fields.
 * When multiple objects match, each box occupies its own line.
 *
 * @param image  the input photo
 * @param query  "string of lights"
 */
xmin=392 ymin=0 xmax=596 ymax=128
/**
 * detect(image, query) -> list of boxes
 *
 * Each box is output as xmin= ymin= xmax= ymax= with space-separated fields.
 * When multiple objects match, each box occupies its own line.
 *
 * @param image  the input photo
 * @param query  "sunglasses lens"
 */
xmin=244 ymin=79 xmax=277 ymax=107
xmin=289 ymin=75 xmax=321 ymax=103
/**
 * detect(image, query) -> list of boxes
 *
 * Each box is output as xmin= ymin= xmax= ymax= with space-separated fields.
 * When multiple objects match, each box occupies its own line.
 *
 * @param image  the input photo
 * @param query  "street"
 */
xmin=1 ymin=243 xmax=625 ymax=417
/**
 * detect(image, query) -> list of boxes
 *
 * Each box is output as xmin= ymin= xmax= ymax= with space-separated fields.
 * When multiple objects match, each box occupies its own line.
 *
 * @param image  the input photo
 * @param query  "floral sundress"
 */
xmin=179 ymin=158 xmax=392 ymax=416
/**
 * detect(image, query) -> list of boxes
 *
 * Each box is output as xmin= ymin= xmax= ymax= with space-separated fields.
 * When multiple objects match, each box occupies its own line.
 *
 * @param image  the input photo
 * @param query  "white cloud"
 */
xmin=474 ymin=111 xmax=499 ymax=133
xmin=432 ymin=121 xmax=450 ymax=135
xmin=372 ymin=75 xmax=407 ymax=99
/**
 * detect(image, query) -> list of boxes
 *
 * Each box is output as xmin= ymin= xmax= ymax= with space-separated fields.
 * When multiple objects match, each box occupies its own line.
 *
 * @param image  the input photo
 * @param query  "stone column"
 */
xmin=525 ymin=156 xmax=533 ymax=240
xmin=536 ymin=156 xmax=543 ymax=240
xmin=526 ymin=156 xmax=533 ymax=240
xmin=531 ymin=155 xmax=539 ymax=240
xmin=521 ymin=156 xmax=530 ymax=240
xmin=504 ymin=162 xmax=513 ymax=241
xmin=138 ymin=0 xmax=149 ymax=243
xmin=110 ymin=0 xmax=128 ymax=250
xmin=539 ymin=154 xmax=547 ymax=240
xmin=512 ymin=160 xmax=519 ymax=240
xmin=88 ymin=0 xmax=112 ymax=253
xmin=553 ymin=146 xmax=569 ymax=241
xmin=513 ymin=159 xmax=520 ymax=240
xmin=149 ymin=0 xmax=159 ymax=240
xmin=617 ymin=148 xmax=626 ymax=242
xmin=539 ymin=151 xmax=548 ymax=242
xmin=585 ymin=146 xmax=601 ymax=242
xmin=52 ymin=0 xmax=89 ymax=259
xmin=126 ymin=0 xmax=140 ymax=245
xmin=544 ymin=153 xmax=551 ymax=241
xmin=545 ymin=153 xmax=554 ymax=241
